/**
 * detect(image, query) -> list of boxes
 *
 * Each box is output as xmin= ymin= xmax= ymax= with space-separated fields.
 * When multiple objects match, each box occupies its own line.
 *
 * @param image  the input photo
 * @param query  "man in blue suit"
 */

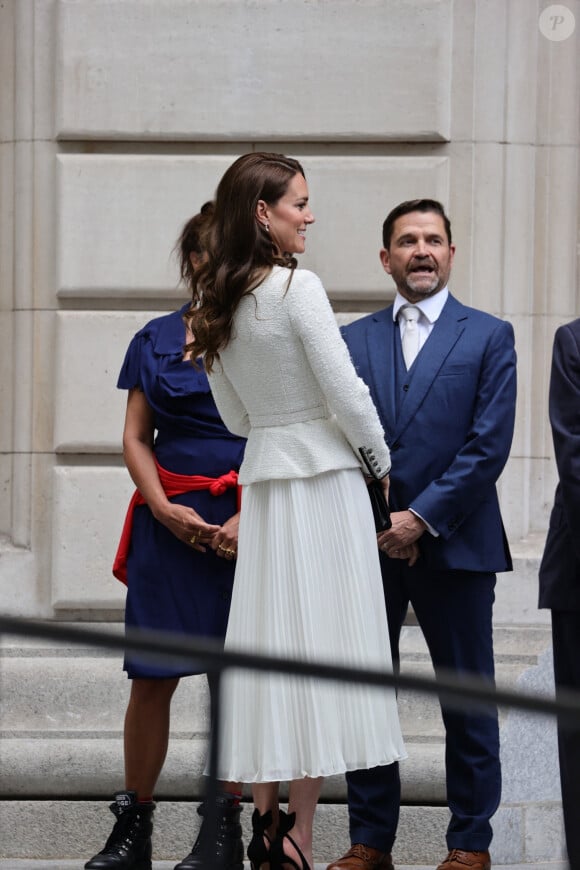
xmin=539 ymin=319 xmax=580 ymax=870
xmin=328 ymin=200 xmax=516 ymax=870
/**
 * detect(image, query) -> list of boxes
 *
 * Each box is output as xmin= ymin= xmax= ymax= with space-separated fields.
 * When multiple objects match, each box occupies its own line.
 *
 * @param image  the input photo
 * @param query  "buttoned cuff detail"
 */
xmin=358 ymin=446 xmax=391 ymax=479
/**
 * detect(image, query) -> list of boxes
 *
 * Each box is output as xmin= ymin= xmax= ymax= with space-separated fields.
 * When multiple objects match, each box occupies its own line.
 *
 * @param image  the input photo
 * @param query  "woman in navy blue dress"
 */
xmin=85 ymin=204 xmax=246 ymax=870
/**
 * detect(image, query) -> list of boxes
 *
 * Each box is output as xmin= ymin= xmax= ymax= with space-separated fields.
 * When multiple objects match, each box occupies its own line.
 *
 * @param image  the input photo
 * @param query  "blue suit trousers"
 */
xmin=346 ymin=560 xmax=501 ymax=852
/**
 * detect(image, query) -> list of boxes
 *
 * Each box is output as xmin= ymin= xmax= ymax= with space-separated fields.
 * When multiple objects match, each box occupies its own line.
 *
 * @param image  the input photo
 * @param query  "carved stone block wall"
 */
xmin=0 ymin=0 xmax=578 ymax=616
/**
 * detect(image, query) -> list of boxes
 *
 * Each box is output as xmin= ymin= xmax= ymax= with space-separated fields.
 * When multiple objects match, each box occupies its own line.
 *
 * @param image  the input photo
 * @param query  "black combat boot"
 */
xmin=85 ymin=791 xmax=154 ymax=870
xmin=174 ymin=794 xmax=244 ymax=870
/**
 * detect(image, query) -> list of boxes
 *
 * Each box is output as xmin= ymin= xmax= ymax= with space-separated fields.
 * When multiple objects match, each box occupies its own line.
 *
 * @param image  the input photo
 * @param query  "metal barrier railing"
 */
xmin=1 ymin=613 xmax=578 ymax=868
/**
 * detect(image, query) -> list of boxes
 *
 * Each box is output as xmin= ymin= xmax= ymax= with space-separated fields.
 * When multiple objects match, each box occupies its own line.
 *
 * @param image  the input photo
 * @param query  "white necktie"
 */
xmin=400 ymin=305 xmax=421 ymax=369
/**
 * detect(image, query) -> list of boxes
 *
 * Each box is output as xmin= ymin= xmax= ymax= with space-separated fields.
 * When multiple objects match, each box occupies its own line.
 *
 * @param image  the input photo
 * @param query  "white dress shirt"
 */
xmin=393 ymin=286 xmax=449 ymax=346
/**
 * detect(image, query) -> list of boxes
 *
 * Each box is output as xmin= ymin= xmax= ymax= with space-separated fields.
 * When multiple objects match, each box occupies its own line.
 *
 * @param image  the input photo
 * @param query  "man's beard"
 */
xmin=404 ymin=272 xmax=441 ymax=296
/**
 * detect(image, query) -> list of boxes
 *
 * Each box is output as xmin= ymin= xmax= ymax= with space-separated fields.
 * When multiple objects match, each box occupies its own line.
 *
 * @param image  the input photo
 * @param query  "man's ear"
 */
xmin=379 ymin=248 xmax=392 ymax=275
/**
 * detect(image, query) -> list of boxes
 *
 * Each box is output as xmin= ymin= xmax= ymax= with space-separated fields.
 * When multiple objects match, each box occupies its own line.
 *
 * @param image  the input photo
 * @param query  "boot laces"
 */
xmin=445 ymin=852 xmax=481 ymax=867
xmin=182 ymin=802 xmax=242 ymax=865
xmin=101 ymin=805 xmax=145 ymax=857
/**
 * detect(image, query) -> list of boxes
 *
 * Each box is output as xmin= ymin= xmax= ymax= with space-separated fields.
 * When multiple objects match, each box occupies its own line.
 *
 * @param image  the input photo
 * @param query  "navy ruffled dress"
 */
xmin=117 ymin=304 xmax=246 ymax=678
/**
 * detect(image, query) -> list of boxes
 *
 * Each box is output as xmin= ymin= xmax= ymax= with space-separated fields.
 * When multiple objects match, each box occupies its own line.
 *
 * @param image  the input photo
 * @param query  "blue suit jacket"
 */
xmin=342 ymin=293 xmax=516 ymax=573
xmin=539 ymin=319 xmax=580 ymax=610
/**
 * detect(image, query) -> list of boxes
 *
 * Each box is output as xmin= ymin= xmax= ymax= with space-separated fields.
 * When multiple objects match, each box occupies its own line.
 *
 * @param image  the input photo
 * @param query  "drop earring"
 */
xmin=264 ymin=222 xmax=270 ymax=232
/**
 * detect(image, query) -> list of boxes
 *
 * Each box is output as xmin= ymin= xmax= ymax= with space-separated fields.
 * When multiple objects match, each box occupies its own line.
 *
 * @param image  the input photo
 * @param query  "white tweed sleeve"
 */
xmin=206 ymin=358 xmax=251 ymax=438
xmin=287 ymin=271 xmax=391 ymax=478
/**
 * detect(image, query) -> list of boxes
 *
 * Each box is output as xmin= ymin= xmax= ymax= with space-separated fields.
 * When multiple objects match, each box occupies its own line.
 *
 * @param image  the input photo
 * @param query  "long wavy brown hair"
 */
xmin=184 ymin=152 xmax=305 ymax=372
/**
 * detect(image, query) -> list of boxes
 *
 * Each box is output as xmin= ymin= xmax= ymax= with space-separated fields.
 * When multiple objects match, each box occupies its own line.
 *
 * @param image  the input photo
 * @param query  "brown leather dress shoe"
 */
xmin=436 ymin=850 xmax=491 ymax=870
xmin=326 ymin=843 xmax=394 ymax=870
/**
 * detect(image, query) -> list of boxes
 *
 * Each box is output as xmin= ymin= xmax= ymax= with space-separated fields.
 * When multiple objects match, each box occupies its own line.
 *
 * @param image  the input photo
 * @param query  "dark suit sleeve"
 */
xmin=411 ymin=319 xmax=517 ymax=538
xmin=549 ymin=323 xmax=580 ymax=559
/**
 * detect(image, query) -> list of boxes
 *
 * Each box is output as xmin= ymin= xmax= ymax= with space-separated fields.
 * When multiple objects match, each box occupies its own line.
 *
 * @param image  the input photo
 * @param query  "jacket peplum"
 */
xmin=207 ymin=266 xmax=391 ymax=486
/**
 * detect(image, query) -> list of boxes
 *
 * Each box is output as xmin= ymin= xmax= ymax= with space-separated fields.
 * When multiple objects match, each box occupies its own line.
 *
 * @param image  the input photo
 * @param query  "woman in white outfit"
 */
xmin=185 ymin=152 xmax=410 ymax=870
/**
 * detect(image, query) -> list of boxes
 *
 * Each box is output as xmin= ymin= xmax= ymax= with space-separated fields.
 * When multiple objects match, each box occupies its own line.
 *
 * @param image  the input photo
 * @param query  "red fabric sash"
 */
xmin=112 ymin=460 xmax=240 ymax=585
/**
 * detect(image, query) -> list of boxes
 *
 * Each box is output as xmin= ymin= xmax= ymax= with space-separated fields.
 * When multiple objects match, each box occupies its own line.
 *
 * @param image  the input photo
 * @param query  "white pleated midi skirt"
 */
xmin=215 ymin=468 xmax=406 ymax=783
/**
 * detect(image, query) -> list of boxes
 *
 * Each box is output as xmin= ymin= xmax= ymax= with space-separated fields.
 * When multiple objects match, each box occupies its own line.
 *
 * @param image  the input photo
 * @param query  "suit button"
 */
xmin=391 ymin=441 xmax=400 ymax=451
xmin=403 ymin=384 xmax=409 ymax=392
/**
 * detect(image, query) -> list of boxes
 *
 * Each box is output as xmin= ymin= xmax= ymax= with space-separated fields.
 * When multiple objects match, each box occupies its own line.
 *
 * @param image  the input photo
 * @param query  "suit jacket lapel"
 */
xmin=394 ymin=294 xmax=467 ymax=439
xmin=366 ymin=307 xmax=397 ymax=440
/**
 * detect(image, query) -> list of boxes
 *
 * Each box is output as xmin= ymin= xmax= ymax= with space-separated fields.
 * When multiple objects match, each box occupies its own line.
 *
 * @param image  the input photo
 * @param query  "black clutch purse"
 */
xmin=368 ymin=479 xmax=392 ymax=531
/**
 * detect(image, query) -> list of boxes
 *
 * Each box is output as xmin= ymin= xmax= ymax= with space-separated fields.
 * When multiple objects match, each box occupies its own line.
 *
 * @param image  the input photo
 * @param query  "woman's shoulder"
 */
xmin=286 ymin=268 xmax=327 ymax=312
xmin=262 ymin=265 xmax=324 ymax=297
xmin=263 ymin=265 xmax=320 ymax=284
xmin=249 ymin=268 xmax=326 ymax=321
xmin=274 ymin=265 xmax=322 ymax=284
xmin=132 ymin=307 xmax=187 ymax=352
xmin=118 ymin=308 xmax=189 ymax=389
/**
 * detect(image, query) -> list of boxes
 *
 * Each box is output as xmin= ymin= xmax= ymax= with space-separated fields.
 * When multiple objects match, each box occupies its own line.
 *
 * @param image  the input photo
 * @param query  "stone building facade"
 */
xmin=0 ymin=0 xmax=579 ymax=863
xmin=1 ymin=0 xmax=578 ymax=618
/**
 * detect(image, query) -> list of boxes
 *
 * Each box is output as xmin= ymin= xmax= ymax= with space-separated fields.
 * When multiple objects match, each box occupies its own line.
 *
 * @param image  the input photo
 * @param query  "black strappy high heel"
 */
xmin=270 ymin=809 xmax=311 ymax=870
xmin=247 ymin=808 xmax=273 ymax=870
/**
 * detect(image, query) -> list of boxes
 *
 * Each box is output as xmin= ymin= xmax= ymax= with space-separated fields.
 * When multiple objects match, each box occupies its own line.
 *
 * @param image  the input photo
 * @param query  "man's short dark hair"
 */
xmin=382 ymin=199 xmax=452 ymax=248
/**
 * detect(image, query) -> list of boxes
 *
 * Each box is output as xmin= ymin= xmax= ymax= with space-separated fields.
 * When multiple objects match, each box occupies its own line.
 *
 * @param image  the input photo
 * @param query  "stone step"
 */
xmin=0 ymin=624 xmax=554 ymax=804
xmin=0 ymin=865 xmax=570 ymax=870
xmin=0 ymin=626 xmax=552 ymax=733
xmin=0 ymin=799 xmax=566 ymax=865
xmin=0 ymin=736 xmax=446 ymax=802
xmin=399 ymin=625 xmax=551 ymax=662
xmin=0 ymin=652 xmax=529 ymax=738
xmin=0 ymin=620 xmax=563 ymax=864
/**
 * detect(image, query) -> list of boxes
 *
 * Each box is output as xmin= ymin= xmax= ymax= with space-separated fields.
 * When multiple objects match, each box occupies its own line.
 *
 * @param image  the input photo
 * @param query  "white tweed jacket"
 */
xmin=207 ymin=266 xmax=391 ymax=486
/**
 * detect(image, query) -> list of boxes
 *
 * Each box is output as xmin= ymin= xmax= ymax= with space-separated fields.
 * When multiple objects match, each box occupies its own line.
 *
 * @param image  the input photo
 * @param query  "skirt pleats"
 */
xmin=216 ymin=469 xmax=407 ymax=782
